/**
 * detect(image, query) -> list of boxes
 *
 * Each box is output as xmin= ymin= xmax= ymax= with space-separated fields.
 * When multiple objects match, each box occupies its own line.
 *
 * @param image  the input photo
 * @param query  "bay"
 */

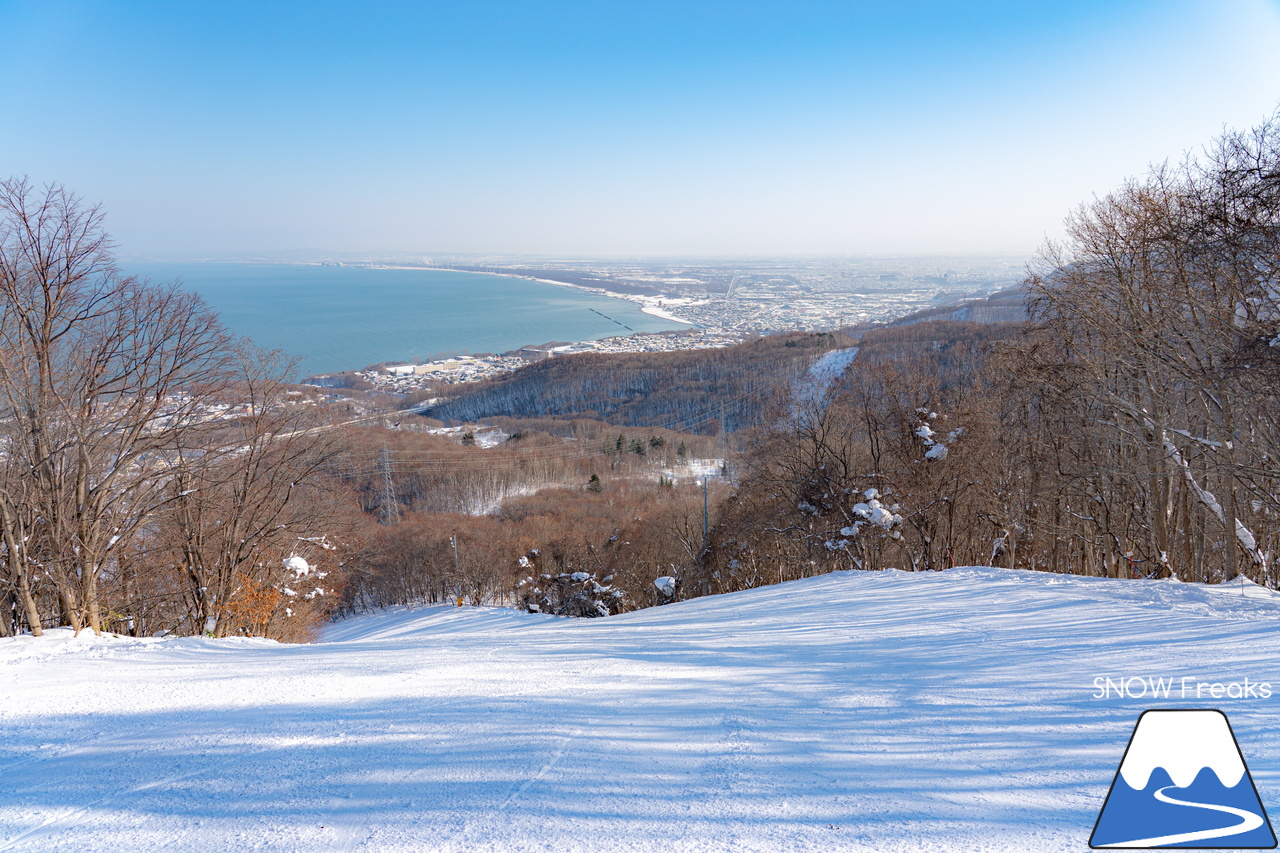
xmin=124 ymin=263 xmax=686 ymax=379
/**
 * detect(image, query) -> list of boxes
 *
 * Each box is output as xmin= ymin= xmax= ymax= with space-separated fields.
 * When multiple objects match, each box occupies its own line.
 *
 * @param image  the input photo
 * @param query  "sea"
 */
xmin=124 ymin=263 xmax=688 ymax=379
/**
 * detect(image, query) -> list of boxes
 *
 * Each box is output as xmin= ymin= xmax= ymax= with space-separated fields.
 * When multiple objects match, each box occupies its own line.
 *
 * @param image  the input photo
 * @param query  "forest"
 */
xmin=701 ymin=117 xmax=1280 ymax=590
xmin=422 ymin=331 xmax=848 ymax=434
xmin=3 ymin=114 xmax=1279 ymax=641
xmin=0 ymin=172 xmax=737 ymax=639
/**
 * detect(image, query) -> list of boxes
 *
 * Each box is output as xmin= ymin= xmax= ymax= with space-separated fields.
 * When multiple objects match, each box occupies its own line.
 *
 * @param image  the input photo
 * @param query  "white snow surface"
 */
xmin=791 ymin=347 xmax=858 ymax=420
xmin=3 ymin=567 xmax=1280 ymax=852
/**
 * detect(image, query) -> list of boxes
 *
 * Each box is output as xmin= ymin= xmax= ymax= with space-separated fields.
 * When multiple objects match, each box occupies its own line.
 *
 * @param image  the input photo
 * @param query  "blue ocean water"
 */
xmin=124 ymin=263 xmax=687 ymax=379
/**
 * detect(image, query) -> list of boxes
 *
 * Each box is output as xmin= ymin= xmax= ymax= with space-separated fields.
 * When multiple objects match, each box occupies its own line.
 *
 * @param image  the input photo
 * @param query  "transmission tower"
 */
xmin=379 ymin=445 xmax=400 ymax=524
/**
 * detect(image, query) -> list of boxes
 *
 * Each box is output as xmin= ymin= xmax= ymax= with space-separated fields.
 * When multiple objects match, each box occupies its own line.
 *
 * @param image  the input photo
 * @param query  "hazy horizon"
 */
xmin=4 ymin=1 xmax=1279 ymax=258
xmin=116 ymin=248 xmax=1036 ymax=265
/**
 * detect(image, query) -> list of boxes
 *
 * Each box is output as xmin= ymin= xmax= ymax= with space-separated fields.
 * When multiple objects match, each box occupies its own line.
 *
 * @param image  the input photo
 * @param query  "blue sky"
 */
xmin=2 ymin=0 xmax=1279 ymax=257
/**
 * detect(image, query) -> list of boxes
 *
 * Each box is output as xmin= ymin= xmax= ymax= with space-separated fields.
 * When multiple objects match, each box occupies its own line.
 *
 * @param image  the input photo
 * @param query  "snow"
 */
xmin=3 ymin=568 xmax=1280 ymax=851
xmin=1237 ymin=518 xmax=1259 ymax=553
xmin=638 ymin=301 xmax=696 ymax=325
xmin=425 ymin=425 xmax=509 ymax=448
xmin=473 ymin=429 xmax=509 ymax=449
xmin=806 ymin=347 xmax=859 ymax=387
xmin=1159 ymin=429 xmax=1266 ymax=565
xmin=662 ymin=457 xmax=723 ymax=483
xmin=791 ymin=347 xmax=858 ymax=420
xmin=849 ymin=497 xmax=902 ymax=530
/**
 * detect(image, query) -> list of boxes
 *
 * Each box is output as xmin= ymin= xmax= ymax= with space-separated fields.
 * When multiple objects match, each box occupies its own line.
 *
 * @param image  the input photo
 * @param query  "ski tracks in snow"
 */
xmin=0 ymin=726 xmax=270 ymax=852
xmin=6 ymin=568 xmax=1280 ymax=851
xmin=498 ymin=727 xmax=584 ymax=811
xmin=702 ymin=712 xmax=759 ymax=800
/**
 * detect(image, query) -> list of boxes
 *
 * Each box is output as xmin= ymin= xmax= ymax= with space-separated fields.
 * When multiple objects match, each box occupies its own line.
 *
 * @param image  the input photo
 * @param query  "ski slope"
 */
xmin=2 ymin=567 xmax=1279 ymax=852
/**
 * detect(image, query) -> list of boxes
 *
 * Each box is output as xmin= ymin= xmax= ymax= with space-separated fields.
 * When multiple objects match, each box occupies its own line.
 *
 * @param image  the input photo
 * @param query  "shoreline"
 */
xmin=304 ymin=265 xmax=713 ymax=382
xmin=370 ymin=264 xmax=700 ymax=327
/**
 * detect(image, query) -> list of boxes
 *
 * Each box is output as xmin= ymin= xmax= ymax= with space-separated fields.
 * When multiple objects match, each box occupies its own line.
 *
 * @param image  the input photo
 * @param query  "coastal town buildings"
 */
xmin=351 ymin=329 xmax=746 ymax=392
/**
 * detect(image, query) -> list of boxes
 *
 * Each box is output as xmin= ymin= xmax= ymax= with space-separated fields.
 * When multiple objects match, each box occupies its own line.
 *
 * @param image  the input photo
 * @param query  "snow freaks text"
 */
xmin=1093 ymin=676 xmax=1273 ymax=701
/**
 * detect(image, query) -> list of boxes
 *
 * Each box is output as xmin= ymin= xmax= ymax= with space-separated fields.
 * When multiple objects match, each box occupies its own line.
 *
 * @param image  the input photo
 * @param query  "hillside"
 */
xmin=423 ymin=332 xmax=849 ymax=434
xmin=3 ymin=567 xmax=1278 ymax=851
xmin=883 ymin=285 xmax=1028 ymax=326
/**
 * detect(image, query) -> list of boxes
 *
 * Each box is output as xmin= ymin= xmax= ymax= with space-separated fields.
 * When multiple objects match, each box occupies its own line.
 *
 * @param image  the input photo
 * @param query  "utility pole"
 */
xmin=452 ymin=534 xmax=462 ymax=606
xmin=702 ymin=475 xmax=709 ymax=538
xmin=379 ymin=445 xmax=399 ymax=525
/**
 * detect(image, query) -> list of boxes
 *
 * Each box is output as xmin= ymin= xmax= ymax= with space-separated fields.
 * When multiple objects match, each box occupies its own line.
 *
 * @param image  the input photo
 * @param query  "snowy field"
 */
xmin=3 ymin=567 xmax=1280 ymax=852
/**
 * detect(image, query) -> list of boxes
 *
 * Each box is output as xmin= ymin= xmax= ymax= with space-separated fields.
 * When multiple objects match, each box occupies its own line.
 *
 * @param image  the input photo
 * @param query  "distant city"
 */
xmin=302 ymin=253 xmax=1030 ymax=387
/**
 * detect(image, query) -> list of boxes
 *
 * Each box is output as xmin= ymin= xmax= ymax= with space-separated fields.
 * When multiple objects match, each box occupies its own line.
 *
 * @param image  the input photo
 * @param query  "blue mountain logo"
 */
xmin=1091 ymin=709 xmax=1276 ymax=848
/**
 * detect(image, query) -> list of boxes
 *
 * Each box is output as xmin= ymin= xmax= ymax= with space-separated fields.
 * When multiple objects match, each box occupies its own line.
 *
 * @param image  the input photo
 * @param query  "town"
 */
xmin=315 ymin=254 xmax=1025 ymax=390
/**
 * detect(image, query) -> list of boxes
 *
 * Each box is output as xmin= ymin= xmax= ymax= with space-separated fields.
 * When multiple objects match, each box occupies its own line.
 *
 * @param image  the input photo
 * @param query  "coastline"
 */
xmin=371 ymin=265 xmax=699 ymax=327
xmin=526 ymin=276 xmax=697 ymax=327
xmin=639 ymin=302 xmax=693 ymax=324
xmin=301 ymin=264 xmax=711 ymax=382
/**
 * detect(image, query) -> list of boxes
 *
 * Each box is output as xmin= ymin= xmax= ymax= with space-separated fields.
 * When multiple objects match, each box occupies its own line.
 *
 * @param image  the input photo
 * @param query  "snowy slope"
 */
xmin=2 ymin=567 xmax=1280 ymax=852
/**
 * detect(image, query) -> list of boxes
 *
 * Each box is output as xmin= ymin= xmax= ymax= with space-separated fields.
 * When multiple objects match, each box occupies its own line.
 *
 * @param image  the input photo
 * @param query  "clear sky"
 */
xmin=2 ymin=0 xmax=1279 ymax=258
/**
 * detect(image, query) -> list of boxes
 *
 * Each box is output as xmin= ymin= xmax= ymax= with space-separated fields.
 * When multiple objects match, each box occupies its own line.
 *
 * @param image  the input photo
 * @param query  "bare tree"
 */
xmin=152 ymin=345 xmax=352 ymax=638
xmin=1023 ymin=115 xmax=1280 ymax=582
xmin=0 ymin=177 xmax=232 ymax=633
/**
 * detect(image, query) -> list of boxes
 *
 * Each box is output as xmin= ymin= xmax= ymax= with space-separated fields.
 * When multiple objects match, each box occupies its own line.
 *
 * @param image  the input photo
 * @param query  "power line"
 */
xmin=312 ymin=348 xmax=844 ymax=477
xmin=378 ymin=445 xmax=400 ymax=524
